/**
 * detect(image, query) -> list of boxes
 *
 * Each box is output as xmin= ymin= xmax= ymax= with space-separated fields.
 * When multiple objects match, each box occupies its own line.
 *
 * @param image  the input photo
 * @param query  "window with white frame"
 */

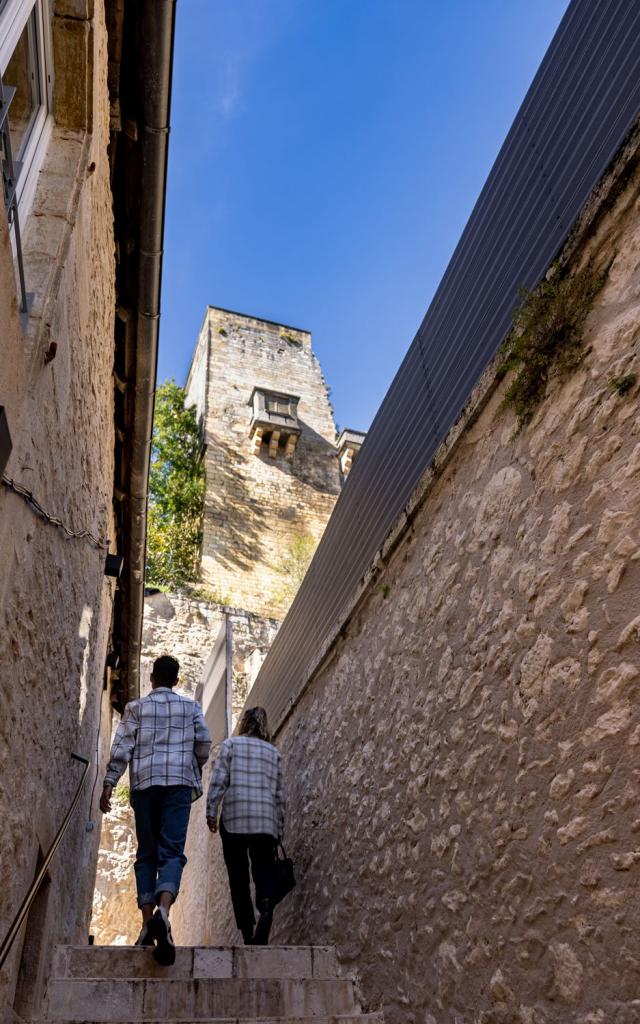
xmin=0 ymin=0 xmax=53 ymax=314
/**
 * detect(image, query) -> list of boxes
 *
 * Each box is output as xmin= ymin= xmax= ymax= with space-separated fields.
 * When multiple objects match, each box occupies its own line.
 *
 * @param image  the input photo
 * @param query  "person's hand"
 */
xmin=207 ymin=815 xmax=218 ymax=833
xmin=99 ymin=783 xmax=113 ymax=814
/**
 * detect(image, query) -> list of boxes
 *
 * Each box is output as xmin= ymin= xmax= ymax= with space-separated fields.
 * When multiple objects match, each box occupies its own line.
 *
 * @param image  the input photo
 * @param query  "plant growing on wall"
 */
xmin=609 ymin=372 xmax=637 ymax=395
xmin=500 ymin=261 xmax=608 ymax=429
xmin=146 ymin=379 xmax=205 ymax=588
xmin=274 ymin=530 xmax=318 ymax=607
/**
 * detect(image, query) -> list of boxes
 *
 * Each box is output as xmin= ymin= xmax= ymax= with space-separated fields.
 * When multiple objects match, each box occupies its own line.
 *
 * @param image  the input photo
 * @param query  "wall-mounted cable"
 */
xmin=1 ymin=474 xmax=109 ymax=551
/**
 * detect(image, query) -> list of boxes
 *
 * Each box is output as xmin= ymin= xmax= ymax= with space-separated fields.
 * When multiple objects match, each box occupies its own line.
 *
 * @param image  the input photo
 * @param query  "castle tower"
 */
xmin=186 ymin=306 xmax=343 ymax=619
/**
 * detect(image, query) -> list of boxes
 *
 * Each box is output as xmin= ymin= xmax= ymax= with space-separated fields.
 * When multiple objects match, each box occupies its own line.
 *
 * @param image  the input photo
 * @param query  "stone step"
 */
xmin=46 ymin=1017 xmax=383 ymax=1024
xmin=53 ymin=946 xmax=338 ymax=981
xmin=46 ymin=977 xmax=358 ymax=1021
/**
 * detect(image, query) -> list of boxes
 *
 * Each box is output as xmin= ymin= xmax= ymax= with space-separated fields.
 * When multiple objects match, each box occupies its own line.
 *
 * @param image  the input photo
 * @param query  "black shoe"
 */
xmin=252 ymin=901 xmax=273 ymax=946
xmin=149 ymin=908 xmax=176 ymax=966
xmin=134 ymin=923 xmax=154 ymax=947
xmin=241 ymin=925 xmax=254 ymax=945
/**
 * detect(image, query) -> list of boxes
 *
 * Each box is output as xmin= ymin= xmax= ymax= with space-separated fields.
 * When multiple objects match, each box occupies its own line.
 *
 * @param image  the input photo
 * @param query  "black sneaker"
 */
xmin=252 ymin=901 xmax=273 ymax=946
xmin=149 ymin=908 xmax=176 ymax=966
xmin=134 ymin=923 xmax=154 ymax=947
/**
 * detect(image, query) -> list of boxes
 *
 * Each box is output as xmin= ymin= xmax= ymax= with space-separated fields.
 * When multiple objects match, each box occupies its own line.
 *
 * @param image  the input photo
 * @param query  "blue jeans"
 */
xmin=131 ymin=785 xmax=192 ymax=908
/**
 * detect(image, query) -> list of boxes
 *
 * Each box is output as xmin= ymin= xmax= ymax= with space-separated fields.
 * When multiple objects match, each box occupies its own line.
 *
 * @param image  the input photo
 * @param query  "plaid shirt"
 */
xmin=206 ymin=736 xmax=286 ymax=839
xmin=104 ymin=687 xmax=212 ymax=800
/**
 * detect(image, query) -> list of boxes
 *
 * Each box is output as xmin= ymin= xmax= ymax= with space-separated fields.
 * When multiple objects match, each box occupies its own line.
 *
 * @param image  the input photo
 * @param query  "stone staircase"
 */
xmin=45 ymin=945 xmax=382 ymax=1023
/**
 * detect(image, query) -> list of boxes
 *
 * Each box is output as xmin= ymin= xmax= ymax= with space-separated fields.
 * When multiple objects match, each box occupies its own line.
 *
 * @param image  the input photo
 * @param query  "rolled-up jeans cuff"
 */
xmin=137 ymin=891 xmax=155 ymax=909
xmin=155 ymin=881 xmax=178 ymax=901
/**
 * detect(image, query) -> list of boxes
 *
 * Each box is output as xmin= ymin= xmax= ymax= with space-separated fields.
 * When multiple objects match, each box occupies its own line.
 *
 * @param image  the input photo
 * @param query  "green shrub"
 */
xmin=273 ymin=531 xmax=317 ymax=607
xmin=609 ymin=373 xmax=637 ymax=396
xmin=188 ymin=585 xmax=232 ymax=606
xmin=500 ymin=262 xmax=608 ymax=429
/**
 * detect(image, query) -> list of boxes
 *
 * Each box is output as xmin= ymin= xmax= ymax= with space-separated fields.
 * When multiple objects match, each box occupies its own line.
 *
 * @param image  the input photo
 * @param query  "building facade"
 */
xmin=0 ymin=0 xmax=174 ymax=1014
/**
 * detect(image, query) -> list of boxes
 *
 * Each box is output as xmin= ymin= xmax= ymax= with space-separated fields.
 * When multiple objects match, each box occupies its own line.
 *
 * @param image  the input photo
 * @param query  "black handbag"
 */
xmin=273 ymin=842 xmax=296 ymax=905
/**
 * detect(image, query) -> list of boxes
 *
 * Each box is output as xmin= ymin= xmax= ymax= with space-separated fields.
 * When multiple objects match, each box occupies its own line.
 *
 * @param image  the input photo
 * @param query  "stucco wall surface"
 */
xmin=209 ymin=169 xmax=640 ymax=1021
xmin=0 ymin=3 xmax=116 ymax=1014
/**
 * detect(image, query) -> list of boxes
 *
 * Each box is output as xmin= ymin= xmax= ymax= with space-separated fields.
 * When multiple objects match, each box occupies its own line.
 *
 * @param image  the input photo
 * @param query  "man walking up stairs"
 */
xmin=45 ymin=943 xmax=383 ymax=1022
xmin=100 ymin=656 xmax=211 ymax=965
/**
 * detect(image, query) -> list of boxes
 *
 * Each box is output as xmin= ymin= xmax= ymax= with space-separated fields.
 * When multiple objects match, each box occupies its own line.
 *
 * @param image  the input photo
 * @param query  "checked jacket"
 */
xmin=206 ymin=735 xmax=286 ymax=839
xmin=104 ymin=686 xmax=212 ymax=799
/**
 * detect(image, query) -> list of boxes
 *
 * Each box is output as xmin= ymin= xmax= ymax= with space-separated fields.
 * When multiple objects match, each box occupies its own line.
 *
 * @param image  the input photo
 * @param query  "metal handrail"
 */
xmin=0 ymin=752 xmax=90 ymax=970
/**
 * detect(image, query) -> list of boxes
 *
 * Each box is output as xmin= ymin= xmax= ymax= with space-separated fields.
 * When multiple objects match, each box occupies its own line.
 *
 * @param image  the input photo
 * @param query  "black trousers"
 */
xmin=220 ymin=822 xmax=277 ymax=934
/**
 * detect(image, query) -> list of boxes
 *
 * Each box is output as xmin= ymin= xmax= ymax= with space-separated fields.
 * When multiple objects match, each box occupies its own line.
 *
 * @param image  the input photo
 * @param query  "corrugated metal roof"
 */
xmin=249 ymin=0 xmax=640 ymax=731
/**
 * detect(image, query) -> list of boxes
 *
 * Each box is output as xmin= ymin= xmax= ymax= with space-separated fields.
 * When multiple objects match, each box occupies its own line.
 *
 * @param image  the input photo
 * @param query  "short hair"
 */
xmin=152 ymin=655 xmax=179 ymax=686
xmin=238 ymin=706 xmax=271 ymax=743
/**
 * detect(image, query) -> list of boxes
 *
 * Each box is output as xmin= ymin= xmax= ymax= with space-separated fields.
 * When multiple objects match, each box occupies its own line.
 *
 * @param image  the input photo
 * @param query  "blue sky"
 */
xmin=159 ymin=0 xmax=569 ymax=433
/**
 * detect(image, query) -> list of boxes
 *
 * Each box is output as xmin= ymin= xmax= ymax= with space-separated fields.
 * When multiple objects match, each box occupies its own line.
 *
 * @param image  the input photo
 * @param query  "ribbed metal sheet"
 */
xmin=250 ymin=0 xmax=640 ymax=730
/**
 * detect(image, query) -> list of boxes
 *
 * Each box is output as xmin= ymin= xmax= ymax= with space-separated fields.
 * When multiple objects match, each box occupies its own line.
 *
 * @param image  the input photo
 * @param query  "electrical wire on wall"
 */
xmin=2 ymin=474 xmax=109 ymax=550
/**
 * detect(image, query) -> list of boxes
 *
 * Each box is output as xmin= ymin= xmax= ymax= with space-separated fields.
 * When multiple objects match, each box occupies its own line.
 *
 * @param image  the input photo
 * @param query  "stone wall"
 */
xmin=0 ymin=2 xmax=116 ymax=1015
xmin=207 ymin=157 xmax=640 ymax=1019
xmin=186 ymin=307 xmax=342 ymax=618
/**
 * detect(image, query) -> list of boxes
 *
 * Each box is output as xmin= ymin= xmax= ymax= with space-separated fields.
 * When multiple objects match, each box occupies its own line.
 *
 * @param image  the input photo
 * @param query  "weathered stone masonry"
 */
xmin=186 ymin=307 xmax=342 ymax=619
xmin=205 ymin=149 xmax=640 ymax=1021
xmin=0 ymin=2 xmax=117 ymax=1015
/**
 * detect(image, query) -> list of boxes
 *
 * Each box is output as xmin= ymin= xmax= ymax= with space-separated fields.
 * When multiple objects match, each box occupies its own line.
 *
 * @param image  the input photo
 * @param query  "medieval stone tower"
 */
xmin=185 ymin=306 xmax=346 ymax=619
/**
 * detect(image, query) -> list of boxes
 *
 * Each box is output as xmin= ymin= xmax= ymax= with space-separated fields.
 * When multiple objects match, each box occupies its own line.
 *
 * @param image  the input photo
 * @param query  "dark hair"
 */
xmin=238 ymin=706 xmax=271 ymax=743
xmin=152 ymin=655 xmax=180 ymax=686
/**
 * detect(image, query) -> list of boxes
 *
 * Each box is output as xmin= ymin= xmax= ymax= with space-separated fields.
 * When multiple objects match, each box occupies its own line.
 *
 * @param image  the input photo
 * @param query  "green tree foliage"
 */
xmin=146 ymin=379 xmax=205 ymax=588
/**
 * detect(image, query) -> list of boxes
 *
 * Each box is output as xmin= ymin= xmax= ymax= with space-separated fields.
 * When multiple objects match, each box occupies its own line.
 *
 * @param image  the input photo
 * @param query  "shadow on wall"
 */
xmin=255 ymin=418 xmax=342 ymax=497
xmin=205 ymin=436 xmax=266 ymax=575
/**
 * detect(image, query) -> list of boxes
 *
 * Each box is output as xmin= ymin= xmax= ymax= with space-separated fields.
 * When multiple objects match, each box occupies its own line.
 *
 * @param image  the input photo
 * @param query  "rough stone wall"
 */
xmin=140 ymin=592 xmax=227 ymax=696
xmin=138 ymin=590 xmax=279 ymax=712
xmin=88 ymin=783 xmax=138 ymax=947
xmin=209 ymin=164 xmax=640 ymax=1019
xmin=0 ymin=2 xmax=116 ymax=1015
xmin=92 ymin=591 xmax=279 ymax=945
xmin=186 ymin=307 xmax=342 ymax=618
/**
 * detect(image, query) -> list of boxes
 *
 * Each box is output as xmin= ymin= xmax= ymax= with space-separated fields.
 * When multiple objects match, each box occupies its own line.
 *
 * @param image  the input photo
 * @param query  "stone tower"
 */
xmin=186 ymin=306 xmax=343 ymax=619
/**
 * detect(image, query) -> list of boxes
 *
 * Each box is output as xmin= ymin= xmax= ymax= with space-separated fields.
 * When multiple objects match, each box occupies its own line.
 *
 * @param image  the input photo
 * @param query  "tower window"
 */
xmin=249 ymin=387 xmax=301 ymax=460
